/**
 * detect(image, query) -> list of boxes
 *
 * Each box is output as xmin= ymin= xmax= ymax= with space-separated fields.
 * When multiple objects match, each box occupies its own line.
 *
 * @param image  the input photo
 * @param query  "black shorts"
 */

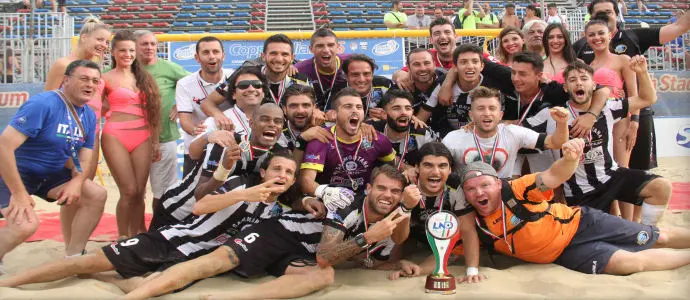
xmin=225 ymin=219 xmax=313 ymax=278
xmin=566 ymin=167 xmax=660 ymax=211
xmin=102 ymin=231 xmax=186 ymax=278
xmin=555 ymin=207 xmax=659 ymax=274
xmin=0 ymin=168 xmax=72 ymax=209
xmin=629 ymin=112 xmax=657 ymax=170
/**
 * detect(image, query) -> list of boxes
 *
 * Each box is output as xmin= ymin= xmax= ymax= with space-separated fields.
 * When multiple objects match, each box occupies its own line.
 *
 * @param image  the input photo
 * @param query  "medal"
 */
xmin=363 ymin=257 xmax=374 ymax=268
xmin=472 ymin=127 xmax=502 ymax=168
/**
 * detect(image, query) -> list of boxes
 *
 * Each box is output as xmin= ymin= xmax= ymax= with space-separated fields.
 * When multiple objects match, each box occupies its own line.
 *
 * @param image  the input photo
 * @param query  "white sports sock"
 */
xmin=65 ymin=249 xmax=87 ymax=258
xmin=640 ymin=203 xmax=666 ymax=226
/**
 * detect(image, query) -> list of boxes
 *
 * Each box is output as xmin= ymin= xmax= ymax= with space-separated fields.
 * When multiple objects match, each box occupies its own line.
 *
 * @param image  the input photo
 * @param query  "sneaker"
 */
xmin=65 ymin=249 xmax=87 ymax=258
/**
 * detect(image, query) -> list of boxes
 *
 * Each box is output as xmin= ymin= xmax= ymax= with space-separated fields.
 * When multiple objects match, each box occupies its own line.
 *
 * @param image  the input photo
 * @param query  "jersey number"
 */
xmin=120 ymin=238 xmax=140 ymax=247
xmin=244 ymin=233 xmax=260 ymax=244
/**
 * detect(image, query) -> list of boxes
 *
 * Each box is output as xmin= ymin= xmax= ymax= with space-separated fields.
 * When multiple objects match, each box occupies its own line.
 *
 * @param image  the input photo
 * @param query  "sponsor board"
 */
xmin=654 ymin=117 xmax=690 ymax=157
xmin=168 ymin=38 xmax=406 ymax=77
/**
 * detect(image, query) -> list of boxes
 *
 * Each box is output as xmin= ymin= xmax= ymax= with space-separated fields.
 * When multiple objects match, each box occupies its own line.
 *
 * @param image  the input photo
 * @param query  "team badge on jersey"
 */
xmin=636 ymin=231 xmax=650 ymax=245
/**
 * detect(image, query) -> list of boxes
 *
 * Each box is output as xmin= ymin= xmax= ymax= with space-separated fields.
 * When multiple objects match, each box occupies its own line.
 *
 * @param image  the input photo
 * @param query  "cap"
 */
xmin=459 ymin=161 xmax=499 ymax=186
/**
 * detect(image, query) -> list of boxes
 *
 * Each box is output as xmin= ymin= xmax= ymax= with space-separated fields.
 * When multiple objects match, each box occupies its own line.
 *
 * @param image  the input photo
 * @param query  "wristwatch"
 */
xmin=354 ymin=233 xmax=371 ymax=249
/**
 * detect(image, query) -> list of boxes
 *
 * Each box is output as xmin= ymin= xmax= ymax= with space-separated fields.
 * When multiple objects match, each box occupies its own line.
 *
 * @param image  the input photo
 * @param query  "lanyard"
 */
xmin=196 ymin=72 xmax=210 ymax=99
xmin=333 ymin=127 xmax=363 ymax=191
xmin=472 ymin=127 xmax=501 ymax=167
xmin=475 ymin=201 xmax=514 ymax=254
xmin=384 ymin=125 xmax=410 ymax=170
xmin=361 ymin=196 xmax=386 ymax=267
xmin=315 ymin=57 xmax=341 ymax=109
xmin=57 ymin=90 xmax=84 ymax=173
xmin=263 ymin=66 xmax=289 ymax=104
xmin=517 ymin=90 xmax=543 ymax=125
xmin=231 ymin=106 xmax=250 ymax=135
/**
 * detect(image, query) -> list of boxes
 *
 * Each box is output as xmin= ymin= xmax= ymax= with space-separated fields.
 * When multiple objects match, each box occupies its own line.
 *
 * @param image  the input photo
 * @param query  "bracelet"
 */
xmin=399 ymin=203 xmax=413 ymax=213
xmin=630 ymin=114 xmax=640 ymax=122
xmin=584 ymin=111 xmax=599 ymax=118
xmin=466 ymin=266 xmax=479 ymax=276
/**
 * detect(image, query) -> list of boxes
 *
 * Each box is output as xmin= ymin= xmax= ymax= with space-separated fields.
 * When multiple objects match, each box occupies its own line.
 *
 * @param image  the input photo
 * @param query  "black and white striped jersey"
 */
xmin=524 ymin=99 xmax=629 ymax=199
xmin=158 ymin=174 xmax=293 ymax=258
xmin=371 ymin=120 xmax=439 ymax=167
xmin=275 ymin=193 xmax=396 ymax=261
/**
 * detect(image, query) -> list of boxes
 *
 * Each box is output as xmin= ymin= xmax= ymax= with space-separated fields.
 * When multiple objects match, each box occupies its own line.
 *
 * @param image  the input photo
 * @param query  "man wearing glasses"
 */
xmin=0 ymin=60 xmax=107 ymax=271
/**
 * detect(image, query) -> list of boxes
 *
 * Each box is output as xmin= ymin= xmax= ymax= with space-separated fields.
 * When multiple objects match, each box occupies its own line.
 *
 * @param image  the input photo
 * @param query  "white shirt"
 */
xmin=176 ymin=68 xmax=233 ymax=153
xmin=442 ymin=123 xmax=542 ymax=179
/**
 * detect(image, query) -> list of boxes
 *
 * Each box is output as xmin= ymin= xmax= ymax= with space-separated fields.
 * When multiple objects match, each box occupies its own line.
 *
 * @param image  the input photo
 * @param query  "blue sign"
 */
xmin=168 ymin=38 xmax=406 ymax=77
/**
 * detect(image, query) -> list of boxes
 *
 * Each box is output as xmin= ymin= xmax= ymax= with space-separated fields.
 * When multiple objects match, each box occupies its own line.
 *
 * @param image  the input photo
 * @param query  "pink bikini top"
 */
xmin=106 ymin=87 xmax=145 ymax=118
xmin=548 ymin=71 xmax=565 ymax=84
xmin=592 ymin=61 xmax=624 ymax=98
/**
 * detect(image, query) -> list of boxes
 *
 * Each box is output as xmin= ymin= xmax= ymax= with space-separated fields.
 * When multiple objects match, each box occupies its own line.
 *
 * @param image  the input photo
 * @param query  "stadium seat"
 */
xmin=167 ymin=0 xmax=181 ymax=2
xmin=131 ymin=0 xmax=145 ymax=3
xmin=236 ymin=3 xmax=250 ymax=9
xmin=315 ymin=19 xmax=330 ymax=24
xmin=217 ymin=4 xmax=232 ymax=9
xmin=333 ymin=28 xmax=348 ymax=31
xmin=199 ymin=4 xmax=213 ymax=10
xmin=68 ymin=7 xmax=88 ymax=13
xmin=403 ymin=9 xmax=414 ymax=15
xmin=401 ymin=3 xmax=413 ymax=8
xmin=331 ymin=10 xmax=345 ymax=15
xmin=77 ymin=0 xmax=92 ymax=4
xmin=143 ymin=6 xmax=159 ymax=11
xmin=333 ymin=19 xmax=347 ymax=24
xmin=189 ymin=30 xmax=205 ymax=33
xmin=349 ymin=10 xmax=363 ymax=15
xmin=183 ymin=0 xmax=194 ymax=2
xmin=371 ymin=19 xmax=384 ymax=24
xmin=126 ymin=6 xmax=142 ymax=11
xmin=381 ymin=2 xmax=391 ymax=7
xmin=119 ymin=14 xmax=135 ymax=19
xmin=346 ymin=3 xmax=360 ymax=8
xmin=181 ymin=5 xmax=195 ymax=10
xmin=231 ymin=20 xmax=249 ymax=25
xmin=172 ymin=21 xmax=188 ymax=26
xmin=208 ymin=29 xmax=224 ymax=33
xmin=230 ymin=29 xmax=247 ymax=33
xmin=152 ymin=22 xmax=169 ymax=27
xmin=132 ymin=22 xmax=149 ymax=27
xmin=327 ymin=3 xmax=341 ymax=8
xmin=197 ymin=12 xmax=212 ymax=18
xmin=435 ymin=3 xmax=448 ymax=8
xmin=177 ymin=12 xmax=192 ymax=18
xmin=157 ymin=13 xmax=173 ymax=18
xmin=161 ymin=5 xmax=179 ymax=10
xmin=150 ymin=0 xmax=162 ymax=2
xmin=251 ymin=11 xmax=265 ymax=16
xmin=363 ymin=3 xmax=377 ymax=8
xmin=250 ymin=20 xmax=264 ymax=25
xmin=248 ymin=29 xmax=264 ymax=33
xmin=168 ymin=30 xmax=183 ymax=34
xmin=367 ymin=10 xmax=382 ymax=15
xmin=192 ymin=21 xmax=208 ymax=26
xmin=212 ymin=21 xmax=228 ymax=26
xmin=235 ymin=12 xmax=250 ymax=17
xmin=113 ymin=23 xmax=130 ymax=28
xmin=107 ymin=6 xmax=122 ymax=11
xmin=313 ymin=10 xmax=328 ymax=16
xmin=351 ymin=18 xmax=366 ymax=23
xmin=451 ymin=2 xmax=462 ymax=7
xmin=139 ymin=13 xmax=154 ymax=18
xmin=312 ymin=3 xmax=325 ymax=7
xmin=216 ymin=12 xmax=231 ymax=17
xmin=355 ymin=27 xmax=369 ymax=31
xmin=101 ymin=14 xmax=117 ymax=19
xmin=251 ymin=3 xmax=265 ymax=9
xmin=113 ymin=0 xmax=126 ymax=4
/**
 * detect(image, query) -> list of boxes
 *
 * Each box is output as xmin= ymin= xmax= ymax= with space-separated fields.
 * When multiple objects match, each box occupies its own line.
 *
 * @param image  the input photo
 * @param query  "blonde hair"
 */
xmin=78 ymin=16 xmax=109 ymax=42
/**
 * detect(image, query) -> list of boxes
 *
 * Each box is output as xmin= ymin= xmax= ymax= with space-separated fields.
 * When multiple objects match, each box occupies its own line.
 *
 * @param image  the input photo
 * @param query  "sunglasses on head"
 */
xmin=236 ymin=80 xmax=263 ymax=90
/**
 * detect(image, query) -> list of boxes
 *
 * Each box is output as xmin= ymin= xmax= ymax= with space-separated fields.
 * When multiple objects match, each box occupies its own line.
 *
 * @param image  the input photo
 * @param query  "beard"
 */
xmin=387 ymin=116 xmax=409 ymax=132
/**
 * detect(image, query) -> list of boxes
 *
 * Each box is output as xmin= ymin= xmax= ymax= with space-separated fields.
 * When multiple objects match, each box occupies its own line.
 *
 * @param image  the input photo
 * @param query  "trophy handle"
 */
xmin=426 ymin=232 xmax=460 ymax=275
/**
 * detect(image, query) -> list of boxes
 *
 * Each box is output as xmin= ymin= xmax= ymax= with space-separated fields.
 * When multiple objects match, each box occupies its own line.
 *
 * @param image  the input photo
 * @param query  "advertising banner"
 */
xmin=168 ymin=38 xmax=406 ymax=77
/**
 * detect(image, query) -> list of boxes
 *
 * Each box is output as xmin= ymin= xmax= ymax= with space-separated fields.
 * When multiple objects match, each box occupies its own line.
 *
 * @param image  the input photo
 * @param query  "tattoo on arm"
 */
xmin=316 ymin=226 xmax=363 ymax=266
xmin=535 ymin=173 xmax=550 ymax=192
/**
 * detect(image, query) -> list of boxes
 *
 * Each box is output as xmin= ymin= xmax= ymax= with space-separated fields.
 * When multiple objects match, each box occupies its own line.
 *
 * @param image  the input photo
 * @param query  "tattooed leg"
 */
xmin=122 ymin=246 xmax=240 ymax=300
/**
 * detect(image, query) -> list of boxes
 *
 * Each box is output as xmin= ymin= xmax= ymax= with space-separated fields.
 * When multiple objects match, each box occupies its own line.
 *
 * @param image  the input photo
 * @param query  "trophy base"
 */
xmin=424 ymin=274 xmax=456 ymax=295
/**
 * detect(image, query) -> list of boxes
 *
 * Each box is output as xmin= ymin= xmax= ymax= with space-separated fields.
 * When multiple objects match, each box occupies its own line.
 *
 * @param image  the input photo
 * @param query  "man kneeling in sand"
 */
xmin=0 ymin=153 xmax=309 ymax=292
xmin=394 ymin=138 xmax=690 ymax=277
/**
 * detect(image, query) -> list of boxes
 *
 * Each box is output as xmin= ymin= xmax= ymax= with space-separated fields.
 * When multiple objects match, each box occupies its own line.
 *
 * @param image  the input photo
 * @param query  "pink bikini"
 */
xmin=548 ymin=71 xmax=565 ymax=84
xmin=103 ymin=87 xmax=150 ymax=152
xmin=592 ymin=60 xmax=624 ymax=98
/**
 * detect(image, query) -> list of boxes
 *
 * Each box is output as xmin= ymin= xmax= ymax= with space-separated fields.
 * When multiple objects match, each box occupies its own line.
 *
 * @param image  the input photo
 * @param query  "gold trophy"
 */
xmin=424 ymin=211 xmax=460 ymax=294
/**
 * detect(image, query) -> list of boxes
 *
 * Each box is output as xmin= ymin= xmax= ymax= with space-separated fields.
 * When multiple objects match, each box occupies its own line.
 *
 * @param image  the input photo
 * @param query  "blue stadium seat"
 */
xmin=192 ymin=21 xmax=208 ymax=26
xmin=177 ymin=13 xmax=193 ymax=18
xmin=77 ymin=0 xmax=92 ymax=4
xmin=355 ymin=27 xmax=369 ymax=31
xmin=332 ymin=19 xmax=347 ymax=24
xmin=168 ymin=30 xmax=184 ymax=34
xmin=333 ymin=28 xmax=348 ymax=31
xmin=67 ymin=1 xmax=78 ymax=5
xmin=236 ymin=3 xmax=250 ymax=9
xmin=643 ymin=11 xmax=655 ymax=16
xmin=189 ymin=30 xmax=205 ymax=33
xmin=181 ymin=5 xmax=196 ymax=10
xmin=374 ymin=27 xmax=387 ymax=30
xmin=217 ymin=4 xmax=232 ymax=9
xmin=371 ymin=19 xmax=384 ymax=24
xmin=68 ymin=7 xmax=88 ymax=13
xmin=363 ymin=3 xmax=377 ymax=8
xmin=172 ymin=21 xmax=189 ymax=27
xmin=657 ymin=12 xmax=672 ymax=16
xmin=367 ymin=10 xmax=382 ymax=15
xmin=331 ymin=11 xmax=345 ymax=15
xmin=88 ymin=7 xmax=105 ymax=12
xmin=74 ymin=24 xmax=82 ymax=30
xmin=351 ymin=18 xmax=366 ymax=23
xmin=216 ymin=12 xmax=231 ymax=17
xmin=199 ymin=4 xmax=213 ymax=10
xmin=327 ymin=3 xmax=341 ymax=8
xmin=346 ymin=3 xmax=360 ymax=8
xmin=381 ymin=2 xmax=392 ymax=7
xmin=212 ymin=21 xmax=228 ymax=26
xmin=95 ymin=0 xmax=110 ymax=4
xmin=647 ymin=4 xmax=659 ymax=9
xmin=349 ymin=10 xmax=363 ymax=15
xmin=183 ymin=0 xmax=195 ymax=2
xmin=197 ymin=12 xmax=212 ymax=18
xmin=231 ymin=20 xmax=249 ymax=25
xmin=210 ymin=29 xmax=225 ymax=33
xmin=235 ymin=12 xmax=250 ymax=17
xmin=35 ymin=8 xmax=50 ymax=12
xmin=230 ymin=29 xmax=247 ymax=33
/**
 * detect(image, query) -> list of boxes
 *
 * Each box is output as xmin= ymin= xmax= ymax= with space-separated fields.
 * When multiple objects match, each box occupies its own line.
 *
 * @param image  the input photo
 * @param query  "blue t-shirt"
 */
xmin=9 ymin=91 xmax=96 ymax=176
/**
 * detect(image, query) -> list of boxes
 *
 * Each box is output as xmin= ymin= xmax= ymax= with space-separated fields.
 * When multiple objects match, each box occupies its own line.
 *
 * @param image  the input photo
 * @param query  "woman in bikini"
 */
xmin=585 ymin=20 xmax=639 ymax=221
xmin=44 ymin=17 xmax=110 ymax=180
xmin=495 ymin=26 xmax=526 ymax=65
xmin=543 ymin=23 xmax=577 ymax=83
xmin=102 ymin=30 xmax=161 ymax=238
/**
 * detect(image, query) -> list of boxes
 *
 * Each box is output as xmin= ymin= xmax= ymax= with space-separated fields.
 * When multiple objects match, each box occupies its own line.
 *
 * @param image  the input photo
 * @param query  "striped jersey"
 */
xmin=523 ymin=99 xmax=629 ymax=199
xmin=371 ymin=120 xmax=439 ymax=167
xmin=158 ymin=174 xmax=293 ymax=258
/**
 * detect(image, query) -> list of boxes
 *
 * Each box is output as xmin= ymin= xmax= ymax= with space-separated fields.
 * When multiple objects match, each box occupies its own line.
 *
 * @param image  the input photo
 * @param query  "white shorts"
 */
xmin=149 ymin=141 xmax=179 ymax=199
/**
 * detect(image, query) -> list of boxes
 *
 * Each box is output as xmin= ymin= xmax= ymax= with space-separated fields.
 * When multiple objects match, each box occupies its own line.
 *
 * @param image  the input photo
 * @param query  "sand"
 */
xmin=1 ymin=157 xmax=689 ymax=299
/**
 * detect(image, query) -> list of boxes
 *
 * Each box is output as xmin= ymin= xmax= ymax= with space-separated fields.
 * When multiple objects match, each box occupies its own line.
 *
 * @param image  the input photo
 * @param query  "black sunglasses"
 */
xmin=236 ymin=80 xmax=263 ymax=90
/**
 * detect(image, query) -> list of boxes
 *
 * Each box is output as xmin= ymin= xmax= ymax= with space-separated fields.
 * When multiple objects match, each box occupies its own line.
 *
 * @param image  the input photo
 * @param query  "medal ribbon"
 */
xmin=567 ymin=102 xmax=592 ymax=145
xmin=472 ymin=128 xmax=501 ymax=167
xmin=263 ymin=66 xmax=289 ymax=104
xmin=231 ymin=106 xmax=250 ymax=135
xmin=384 ymin=125 xmax=410 ymax=170
xmin=315 ymin=57 xmax=341 ymax=110
xmin=333 ymin=127 xmax=363 ymax=190
xmin=475 ymin=201 xmax=514 ymax=254
xmin=517 ymin=91 xmax=543 ymax=125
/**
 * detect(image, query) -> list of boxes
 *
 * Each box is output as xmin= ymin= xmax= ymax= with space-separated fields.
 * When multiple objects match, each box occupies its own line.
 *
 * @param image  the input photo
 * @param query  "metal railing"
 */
xmin=1 ymin=12 xmax=73 ymax=83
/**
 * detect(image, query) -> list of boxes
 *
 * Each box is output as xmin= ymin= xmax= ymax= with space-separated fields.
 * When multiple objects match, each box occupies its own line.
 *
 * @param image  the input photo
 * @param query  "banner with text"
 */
xmin=168 ymin=38 xmax=406 ymax=77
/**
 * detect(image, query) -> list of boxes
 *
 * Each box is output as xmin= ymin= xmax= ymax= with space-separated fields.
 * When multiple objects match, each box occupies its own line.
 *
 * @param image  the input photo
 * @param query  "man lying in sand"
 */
xmin=0 ymin=153 xmax=328 ymax=292
xmin=116 ymin=164 xmax=418 ymax=300
xmin=464 ymin=139 xmax=689 ymax=275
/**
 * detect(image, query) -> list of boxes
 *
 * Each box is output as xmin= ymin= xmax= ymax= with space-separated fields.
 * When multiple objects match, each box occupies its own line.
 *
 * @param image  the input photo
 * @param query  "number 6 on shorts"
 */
xmin=244 ymin=233 xmax=260 ymax=244
xmin=120 ymin=238 xmax=140 ymax=247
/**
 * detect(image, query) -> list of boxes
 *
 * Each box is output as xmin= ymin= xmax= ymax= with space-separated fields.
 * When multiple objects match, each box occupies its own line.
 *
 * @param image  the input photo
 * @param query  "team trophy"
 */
xmin=424 ymin=211 xmax=461 ymax=294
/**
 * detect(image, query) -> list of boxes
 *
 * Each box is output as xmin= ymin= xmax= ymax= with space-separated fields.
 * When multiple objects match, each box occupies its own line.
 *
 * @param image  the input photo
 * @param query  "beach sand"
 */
xmin=1 ymin=157 xmax=689 ymax=299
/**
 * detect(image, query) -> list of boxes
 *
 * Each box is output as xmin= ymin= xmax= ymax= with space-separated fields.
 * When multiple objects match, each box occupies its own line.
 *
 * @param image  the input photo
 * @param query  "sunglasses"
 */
xmin=236 ymin=80 xmax=263 ymax=90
